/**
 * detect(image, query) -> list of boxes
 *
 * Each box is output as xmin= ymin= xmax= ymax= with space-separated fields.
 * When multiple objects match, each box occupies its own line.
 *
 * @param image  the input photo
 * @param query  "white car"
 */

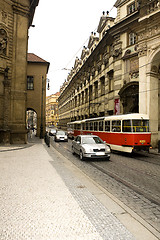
xmin=72 ymin=135 xmax=110 ymax=160
xmin=55 ymin=130 xmax=68 ymax=142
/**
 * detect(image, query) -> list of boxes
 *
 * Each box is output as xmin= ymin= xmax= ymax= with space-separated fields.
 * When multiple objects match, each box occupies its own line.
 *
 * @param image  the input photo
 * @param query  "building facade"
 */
xmin=27 ymin=53 xmax=50 ymax=138
xmin=46 ymin=92 xmax=60 ymax=127
xmin=0 ymin=0 xmax=39 ymax=144
xmin=58 ymin=0 xmax=160 ymax=147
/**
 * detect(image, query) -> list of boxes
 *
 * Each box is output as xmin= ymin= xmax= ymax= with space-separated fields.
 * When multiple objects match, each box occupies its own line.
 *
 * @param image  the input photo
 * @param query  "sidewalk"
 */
xmin=0 ymin=135 xmax=158 ymax=240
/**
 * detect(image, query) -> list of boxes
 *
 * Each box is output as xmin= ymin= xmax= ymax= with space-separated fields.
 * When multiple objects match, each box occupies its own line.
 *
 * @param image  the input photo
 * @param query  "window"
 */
xmin=105 ymin=121 xmax=110 ymax=132
xmin=78 ymin=94 xmax=81 ymax=106
xmin=128 ymin=2 xmax=136 ymax=15
xmin=129 ymin=33 xmax=136 ymax=45
xmin=89 ymin=122 xmax=93 ymax=130
xmin=82 ymin=91 xmax=84 ymax=104
xmin=75 ymin=124 xmax=81 ymax=130
xmin=112 ymin=120 xmax=121 ymax=132
xmin=75 ymin=96 xmax=77 ymax=107
xmin=89 ymin=85 xmax=93 ymax=100
xmin=86 ymin=122 xmax=88 ymax=130
xmin=122 ymin=120 xmax=132 ymax=132
xmin=94 ymin=122 xmax=98 ymax=131
xmin=94 ymin=81 xmax=98 ymax=98
xmin=99 ymin=121 xmax=104 ymax=131
xmin=108 ymin=70 xmax=114 ymax=92
xmin=27 ymin=76 xmax=34 ymax=90
xmin=132 ymin=119 xmax=149 ymax=132
xmin=82 ymin=123 xmax=85 ymax=130
xmin=100 ymin=76 xmax=105 ymax=95
xmin=85 ymin=89 xmax=88 ymax=103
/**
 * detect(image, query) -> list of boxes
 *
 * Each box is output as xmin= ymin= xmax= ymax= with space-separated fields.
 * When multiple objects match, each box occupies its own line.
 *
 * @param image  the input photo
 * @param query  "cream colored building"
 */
xmin=46 ymin=92 xmax=60 ymax=127
xmin=58 ymin=0 xmax=160 ymax=147
xmin=27 ymin=53 xmax=50 ymax=138
xmin=0 ymin=0 xmax=39 ymax=144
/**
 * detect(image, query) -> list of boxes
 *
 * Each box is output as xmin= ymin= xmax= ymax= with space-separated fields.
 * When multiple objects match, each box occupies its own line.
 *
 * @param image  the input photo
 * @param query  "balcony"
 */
xmin=139 ymin=0 xmax=160 ymax=21
xmin=148 ymin=0 xmax=160 ymax=14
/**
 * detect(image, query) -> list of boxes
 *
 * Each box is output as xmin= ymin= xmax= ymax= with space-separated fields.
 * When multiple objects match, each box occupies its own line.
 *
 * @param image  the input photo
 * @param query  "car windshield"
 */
xmin=82 ymin=136 xmax=104 ymax=144
xmin=51 ymin=129 xmax=56 ymax=132
xmin=56 ymin=131 xmax=65 ymax=135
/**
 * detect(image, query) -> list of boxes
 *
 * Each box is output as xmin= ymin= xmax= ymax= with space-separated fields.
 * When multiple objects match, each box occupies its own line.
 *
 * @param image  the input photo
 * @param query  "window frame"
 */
xmin=27 ymin=76 xmax=34 ymax=90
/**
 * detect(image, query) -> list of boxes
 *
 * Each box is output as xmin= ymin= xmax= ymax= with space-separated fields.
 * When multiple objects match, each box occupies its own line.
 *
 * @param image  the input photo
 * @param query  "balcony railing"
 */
xmin=147 ymin=0 xmax=160 ymax=14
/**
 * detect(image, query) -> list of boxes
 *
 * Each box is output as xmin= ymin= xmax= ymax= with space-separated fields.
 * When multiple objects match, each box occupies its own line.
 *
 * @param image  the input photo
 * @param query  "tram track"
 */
xmin=112 ymin=150 xmax=160 ymax=166
xmin=50 ymin=139 xmax=160 ymax=233
xmin=53 ymin=140 xmax=160 ymax=205
xmin=87 ymin=161 xmax=160 ymax=206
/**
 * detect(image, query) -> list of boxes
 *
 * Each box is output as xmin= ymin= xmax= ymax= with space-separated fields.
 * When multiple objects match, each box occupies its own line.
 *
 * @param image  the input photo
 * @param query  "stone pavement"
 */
xmin=0 ymin=135 xmax=158 ymax=240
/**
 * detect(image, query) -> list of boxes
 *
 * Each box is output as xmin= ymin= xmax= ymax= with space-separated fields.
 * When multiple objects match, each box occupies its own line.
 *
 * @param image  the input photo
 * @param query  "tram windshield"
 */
xmin=132 ymin=119 xmax=149 ymax=132
xmin=122 ymin=119 xmax=149 ymax=132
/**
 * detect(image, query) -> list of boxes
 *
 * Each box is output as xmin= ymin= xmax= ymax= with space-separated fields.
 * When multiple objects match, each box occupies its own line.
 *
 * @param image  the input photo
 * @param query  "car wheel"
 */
xmin=79 ymin=150 xmax=84 ymax=161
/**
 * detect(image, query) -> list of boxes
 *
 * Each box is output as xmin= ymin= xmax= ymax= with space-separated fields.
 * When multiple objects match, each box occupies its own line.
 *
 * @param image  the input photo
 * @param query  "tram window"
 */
xmin=90 ymin=122 xmax=93 ymax=130
xmin=82 ymin=123 xmax=85 ymax=130
xmin=86 ymin=122 xmax=88 ymax=130
xmin=99 ymin=121 xmax=104 ymax=131
xmin=132 ymin=120 xmax=149 ymax=132
xmin=105 ymin=121 xmax=110 ymax=132
xmin=112 ymin=120 xmax=121 ymax=132
xmin=94 ymin=122 xmax=98 ymax=131
xmin=122 ymin=120 xmax=131 ymax=132
xmin=76 ymin=124 xmax=81 ymax=130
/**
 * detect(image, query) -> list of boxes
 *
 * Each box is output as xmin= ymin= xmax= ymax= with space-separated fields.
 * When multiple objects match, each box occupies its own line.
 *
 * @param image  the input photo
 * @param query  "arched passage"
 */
xmin=119 ymin=81 xmax=139 ymax=114
xmin=26 ymin=108 xmax=37 ymax=137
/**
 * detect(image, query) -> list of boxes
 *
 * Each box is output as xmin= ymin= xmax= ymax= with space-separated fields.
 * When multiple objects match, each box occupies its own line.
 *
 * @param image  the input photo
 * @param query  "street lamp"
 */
xmin=40 ymin=77 xmax=50 ymax=139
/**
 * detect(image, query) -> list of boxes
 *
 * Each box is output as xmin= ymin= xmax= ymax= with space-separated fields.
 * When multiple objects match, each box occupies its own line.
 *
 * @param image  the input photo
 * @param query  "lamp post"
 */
xmin=40 ymin=77 xmax=50 ymax=139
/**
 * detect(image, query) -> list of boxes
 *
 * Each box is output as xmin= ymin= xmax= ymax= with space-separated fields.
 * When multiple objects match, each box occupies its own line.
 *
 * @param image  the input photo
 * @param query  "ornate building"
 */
xmin=0 ymin=0 xmax=39 ymax=144
xmin=46 ymin=92 xmax=60 ymax=127
xmin=58 ymin=0 xmax=160 ymax=147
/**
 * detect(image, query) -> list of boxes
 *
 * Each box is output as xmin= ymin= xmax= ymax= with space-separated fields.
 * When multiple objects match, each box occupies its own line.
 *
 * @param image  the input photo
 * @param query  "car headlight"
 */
xmin=105 ymin=146 xmax=111 ymax=153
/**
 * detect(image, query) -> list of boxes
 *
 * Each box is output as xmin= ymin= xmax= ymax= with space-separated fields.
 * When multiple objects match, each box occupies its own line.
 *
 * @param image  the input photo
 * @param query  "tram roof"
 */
xmin=67 ymin=113 xmax=149 ymax=125
xmin=104 ymin=113 xmax=149 ymax=121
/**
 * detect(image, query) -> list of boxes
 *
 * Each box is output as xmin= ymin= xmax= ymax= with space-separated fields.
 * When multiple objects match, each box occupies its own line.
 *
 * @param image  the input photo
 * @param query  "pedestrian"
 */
xmin=30 ymin=129 xmax=33 ymax=138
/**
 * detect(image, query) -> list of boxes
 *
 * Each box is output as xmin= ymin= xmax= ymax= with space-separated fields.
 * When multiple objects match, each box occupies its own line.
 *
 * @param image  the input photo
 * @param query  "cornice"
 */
xmin=12 ymin=2 xmax=29 ymax=18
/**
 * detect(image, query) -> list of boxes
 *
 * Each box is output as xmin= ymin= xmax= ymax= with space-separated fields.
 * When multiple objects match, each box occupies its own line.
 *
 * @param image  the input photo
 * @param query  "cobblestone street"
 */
xmin=0 ymin=140 xmax=137 ymax=240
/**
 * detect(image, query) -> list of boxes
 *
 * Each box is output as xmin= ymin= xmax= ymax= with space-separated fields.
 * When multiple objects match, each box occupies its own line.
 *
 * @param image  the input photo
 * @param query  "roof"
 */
xmin=27 ymin=53 xmax=50 ymax=73
xmin=27 ymin=53 xmax=48 ymax=63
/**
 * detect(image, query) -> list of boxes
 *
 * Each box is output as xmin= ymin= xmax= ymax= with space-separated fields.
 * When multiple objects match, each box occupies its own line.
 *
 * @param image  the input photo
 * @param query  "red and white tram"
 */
xmin=67 ymin=113 xmax=151 ymax=153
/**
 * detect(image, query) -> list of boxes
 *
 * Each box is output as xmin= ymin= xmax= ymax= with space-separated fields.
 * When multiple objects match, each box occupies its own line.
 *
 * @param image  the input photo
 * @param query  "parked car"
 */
xmin=72 ymin=135 xmax=110 ymax=161
xmin=55 ymin=130 xmax=68 ymax=142
xmin=49 ymin=128 xmax=57 ymax=136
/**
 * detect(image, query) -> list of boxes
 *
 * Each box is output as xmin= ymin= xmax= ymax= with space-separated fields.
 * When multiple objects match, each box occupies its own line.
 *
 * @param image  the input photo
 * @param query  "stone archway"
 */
xmin=26 ymin=109 xmax=37 ymax=137
xmin=119 ymin=81 xmax=139 ymax=114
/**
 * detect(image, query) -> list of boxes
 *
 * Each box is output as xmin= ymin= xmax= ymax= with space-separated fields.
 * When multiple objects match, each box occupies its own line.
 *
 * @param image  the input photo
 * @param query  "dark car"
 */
xmin=49 ymin=128 xmax=57 ymax=136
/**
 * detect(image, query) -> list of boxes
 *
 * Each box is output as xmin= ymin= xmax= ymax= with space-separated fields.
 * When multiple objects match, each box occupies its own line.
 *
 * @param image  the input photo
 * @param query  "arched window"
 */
xmin=0 ymin=29 xmax=7 ymax=55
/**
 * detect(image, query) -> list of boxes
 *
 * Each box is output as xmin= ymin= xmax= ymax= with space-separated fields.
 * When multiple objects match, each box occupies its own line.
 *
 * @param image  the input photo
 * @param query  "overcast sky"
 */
xmin=28 ymin=0 xmax=117 ymax=96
